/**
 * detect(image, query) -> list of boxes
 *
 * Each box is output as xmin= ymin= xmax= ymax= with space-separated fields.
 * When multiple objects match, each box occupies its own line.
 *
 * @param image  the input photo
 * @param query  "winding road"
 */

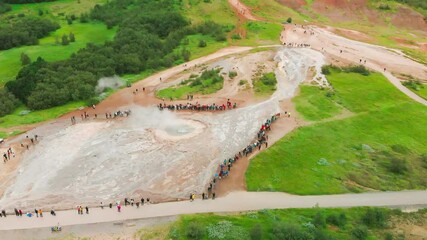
xmin=1 ymin=190 xmax=427 ymax=230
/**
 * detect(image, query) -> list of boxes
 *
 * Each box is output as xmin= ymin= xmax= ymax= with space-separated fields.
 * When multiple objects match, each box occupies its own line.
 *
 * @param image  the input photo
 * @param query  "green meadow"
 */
xmin=246 ymin=70 xmax=427 ymax=195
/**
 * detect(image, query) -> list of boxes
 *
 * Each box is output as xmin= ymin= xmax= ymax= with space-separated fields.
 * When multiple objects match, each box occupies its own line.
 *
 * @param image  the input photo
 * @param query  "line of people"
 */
xmin=158 ymin=99 xmax=237 ymax=112
xmin=194 ymin=113 xmax=282 ymax=201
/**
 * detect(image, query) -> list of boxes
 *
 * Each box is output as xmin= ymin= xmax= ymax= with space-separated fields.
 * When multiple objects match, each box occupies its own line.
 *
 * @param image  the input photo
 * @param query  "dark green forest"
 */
xmin=1 ymin=0 xmax=226 ymax=113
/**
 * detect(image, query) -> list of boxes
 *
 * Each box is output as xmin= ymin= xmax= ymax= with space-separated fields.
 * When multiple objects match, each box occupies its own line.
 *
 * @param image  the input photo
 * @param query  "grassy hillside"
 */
xmin=242 ymin=0 xmax=427 ymax=63
xmin=246 ymin=69 xmax=427 ymax=195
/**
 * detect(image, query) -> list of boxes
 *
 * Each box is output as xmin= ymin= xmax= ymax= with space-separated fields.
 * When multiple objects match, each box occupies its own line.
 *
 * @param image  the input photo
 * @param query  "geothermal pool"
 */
xmin=0 ymin=48 xmax=326 ymax=209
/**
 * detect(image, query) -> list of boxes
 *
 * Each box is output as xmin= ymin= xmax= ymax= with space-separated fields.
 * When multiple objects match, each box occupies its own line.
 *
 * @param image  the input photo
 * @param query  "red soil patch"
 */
xmin=391 ymin=7 xmax=427 ymax=31
xmin=333 ymin=28 xmax=374 ymax=42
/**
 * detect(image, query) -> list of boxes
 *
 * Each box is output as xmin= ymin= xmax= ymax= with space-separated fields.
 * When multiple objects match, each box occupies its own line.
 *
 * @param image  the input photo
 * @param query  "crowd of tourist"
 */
xmin=158 ymin=99 xmax=237 ymax=112
xmin=190 ymin=112 xmax=281 ymax=201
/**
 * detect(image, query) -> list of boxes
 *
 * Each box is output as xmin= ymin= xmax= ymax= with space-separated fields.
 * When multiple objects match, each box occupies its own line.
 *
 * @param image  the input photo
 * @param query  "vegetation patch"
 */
xmin=246 ymin=68 xmax=427 ymax=194
xmin=253 ymin=72 xmax=277 ymax=96
xmin=166 ymin=207 xmax=426 ymax=240
xmin=157 ymin=69 xmax=224 ymax=100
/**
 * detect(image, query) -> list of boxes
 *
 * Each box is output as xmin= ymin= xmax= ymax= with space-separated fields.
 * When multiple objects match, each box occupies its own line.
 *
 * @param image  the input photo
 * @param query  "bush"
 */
xmin=286 ymin=17 xmax=292 ymax=23
xmin=0 ymin=2 xmax=12 ymax=14
xmin=389 ymin=157 xmax=407 ymax=174
xmin=313 ymin=212 xmax=326 ymax=228
xmin=343 ymin=65 xmax=370 ymax=76
xmin=326 ymin=212 xmax=347 ymax=228
xmin=260 ymin=72 xmax=277 ymax=86
xmin=378 ymin=4 xmax=391 ymax=10
xmin=272 ymin=223 xmax=312 ymax=240
xmin=0 ymin=89 xmax=20 ymax=117
xmin=321 ymin=65 xmax=331 ymax=75
xmin=250 ymin=224 xmax=262 ymax=240
xmin=198 ymin=39 xmax=207 ymax=48
xmin=402 ymin=79 xmax=423 ymax=91
xmin=229 ymin=71 xmax=237 ymax=79
xmin=231 ymin=34 xmax=241 ymax=40
xmin=351 ymin=226 xmax=368 ymax=240
xmin=384 ymin=232 xmax=394 ymax=240
xmin=186 ymin=222 xmax=204 ymax=240
xmin=362 ymin=208 xmax=388 ymax=228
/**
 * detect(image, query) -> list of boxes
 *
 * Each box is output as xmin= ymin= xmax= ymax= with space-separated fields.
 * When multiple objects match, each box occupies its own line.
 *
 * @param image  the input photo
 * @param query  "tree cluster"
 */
xmin=0 ymin=17 xmax=60 ymax=50
xmin=0 ymin=89 xmax=20 ymax=117
xmin=5 ymin=0 xmax=227 ymax=110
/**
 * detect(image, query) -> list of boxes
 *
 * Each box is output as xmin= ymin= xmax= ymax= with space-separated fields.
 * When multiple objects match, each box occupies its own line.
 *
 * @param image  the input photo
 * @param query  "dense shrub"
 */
xmin=260 ymin=72 xmax=277 ymax=86
xmin=362 ymin=208 xmax=388 ymax=228
xmin=229 ymin=71 xmax=237 ymax=79
xmin=250 ymin=224 xmax=262 ymax=240
xmin=389 ymin=157 xmax=407 ymax=174
xmin=351 ymin=226 xmax=368 ymax=240
xmin=0 ymin=89 xmax=20 ymax=117
xmin=271 ymin=223 xmax=312 ymax=240
xmin=0 ymin=2 xmax=12 ymax=14
xmin=403 ymin=79 xmax=423 ymax=91
xmin=378 ymin=4 xmax=391 ymax=10
xmin=321 ymin=65 xmax=332 ymax=75
xmin=186 ymin=222 xmax=204 ymax=240
xmin=326 ymin=212 xmax=347 ymax=227
xmin=343 ymin=65 xmax=370 ymax=76
xmin=198 ymin=39 xmax=207 ymax=47
xmin=313 ymin=212 xmax=327 ymax=228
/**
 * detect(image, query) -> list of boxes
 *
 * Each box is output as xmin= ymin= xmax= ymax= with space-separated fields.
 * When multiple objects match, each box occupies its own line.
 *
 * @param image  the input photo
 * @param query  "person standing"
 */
xmin=100 ymin=202 xmax=104 ymax=209
xmin=117 ymin=204 xmax=121 ymax=212
xmin=35 ymin=208 xmax=39 ymax=217
xmin=85 ymin=206 xmax=89 ymax=214
xmin=212 ymin=192 xmax=216 ymax=200
xmin=38 ymin=209 xmax=43 ymax=217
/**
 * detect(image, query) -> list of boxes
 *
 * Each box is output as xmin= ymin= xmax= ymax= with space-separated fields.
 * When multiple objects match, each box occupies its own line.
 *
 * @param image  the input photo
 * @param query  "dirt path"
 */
xmin=281 ymin=24 xmax=427 ymax=106
xmin=228 ymin=0 xmax=258 ymax=21
xmin=0 ymin=190 xmax=426 ymax=231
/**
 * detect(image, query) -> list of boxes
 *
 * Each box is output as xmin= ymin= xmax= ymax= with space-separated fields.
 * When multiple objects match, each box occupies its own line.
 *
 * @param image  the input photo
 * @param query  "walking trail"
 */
xmin=1 ymin=190 xmax=426 ymax=230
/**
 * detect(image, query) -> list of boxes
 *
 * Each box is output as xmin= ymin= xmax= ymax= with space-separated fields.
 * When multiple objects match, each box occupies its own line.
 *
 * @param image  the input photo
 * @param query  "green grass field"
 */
xmin=0 ymin=21 xmax=116 ymax=86
xmin=235 ymin=21 xmax=282 ymax=46
xmin=174 ymin=34 xmax=229 ymax=62
xmin=180 ymin=0 xmax=237 ymax=25
xmin=246 ymin=70 xmax=427 ymax=195
xmin=149 ymin=208 xmax=426 ymax=240
xmin=292 ymin=85 xmax=343 ymax=121
xmin=0 ymin=101 xmax=84 ymax=129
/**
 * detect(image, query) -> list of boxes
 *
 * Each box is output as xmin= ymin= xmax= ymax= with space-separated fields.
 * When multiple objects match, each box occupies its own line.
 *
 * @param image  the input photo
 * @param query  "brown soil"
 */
xmin=215 ymin=98 xmax=302 ymax=196
xmin=392 ymin=7 xmax=427 ymax=32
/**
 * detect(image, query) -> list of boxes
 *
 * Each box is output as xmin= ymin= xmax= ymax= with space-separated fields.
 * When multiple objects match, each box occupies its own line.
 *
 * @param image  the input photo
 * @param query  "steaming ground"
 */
xmin=0 ymin=47 xmax=325 ymax=209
